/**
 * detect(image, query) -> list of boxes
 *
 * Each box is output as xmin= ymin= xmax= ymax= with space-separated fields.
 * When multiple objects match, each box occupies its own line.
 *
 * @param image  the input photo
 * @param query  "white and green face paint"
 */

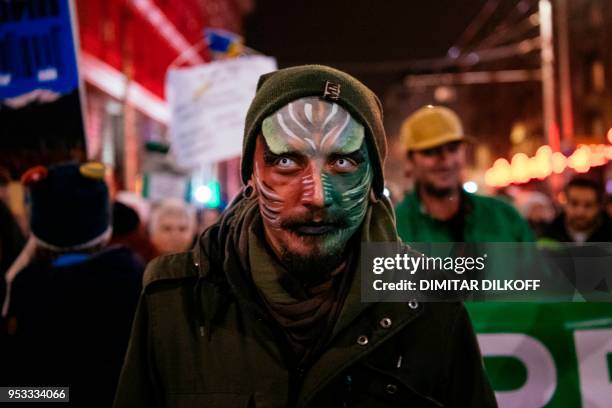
xmin=253 ymin=97 xmax=373 ymax=263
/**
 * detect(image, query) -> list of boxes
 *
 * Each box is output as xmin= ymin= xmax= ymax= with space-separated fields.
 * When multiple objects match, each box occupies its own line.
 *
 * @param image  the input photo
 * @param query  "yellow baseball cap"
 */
xmin=400 ymin=105 xmax=464 ymax=152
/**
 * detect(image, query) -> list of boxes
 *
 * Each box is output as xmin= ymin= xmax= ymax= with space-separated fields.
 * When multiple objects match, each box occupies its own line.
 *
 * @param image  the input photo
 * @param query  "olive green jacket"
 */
xmin=114 ymin=199 xmax=496 ymax=408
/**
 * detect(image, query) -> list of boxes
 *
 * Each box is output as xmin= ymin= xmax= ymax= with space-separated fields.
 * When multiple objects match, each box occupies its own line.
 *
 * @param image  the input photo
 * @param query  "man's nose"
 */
xmin=301 ymin=166 xmax=332 ymax=208
xmin=437 ymin=147 xmax=454 ymax=164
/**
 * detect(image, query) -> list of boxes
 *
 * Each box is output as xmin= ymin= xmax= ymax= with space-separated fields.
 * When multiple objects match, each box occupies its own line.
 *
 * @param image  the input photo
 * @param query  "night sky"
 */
xmin=244 ymin=0 xmax=521 ymax=95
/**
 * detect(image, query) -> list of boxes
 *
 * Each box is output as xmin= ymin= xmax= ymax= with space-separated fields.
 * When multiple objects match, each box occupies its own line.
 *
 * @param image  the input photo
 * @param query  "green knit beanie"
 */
xmin=241 ymin=64 xmax=387 ymax=197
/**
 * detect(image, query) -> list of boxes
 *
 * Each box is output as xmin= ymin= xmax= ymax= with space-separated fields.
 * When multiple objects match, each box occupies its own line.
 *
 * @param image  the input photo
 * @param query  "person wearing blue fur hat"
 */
xmin=2 ymin=162 xmax=144 ymax=408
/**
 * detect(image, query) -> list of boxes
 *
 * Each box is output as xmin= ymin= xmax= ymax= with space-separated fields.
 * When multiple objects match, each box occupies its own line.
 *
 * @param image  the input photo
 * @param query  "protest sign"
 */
xmin=166 ymin=55 xmax=277 ymax=167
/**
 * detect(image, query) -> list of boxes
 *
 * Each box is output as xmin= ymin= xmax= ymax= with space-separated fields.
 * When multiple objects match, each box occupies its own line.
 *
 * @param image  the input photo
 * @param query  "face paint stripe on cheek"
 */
xmin=254 ymin=163 xmax=284 ymax=228
xmin=340 ymin=163 xmax=372 ymax=224
xmin=322 ymin=172 xmax=335 ymax=200
xmin=301 ymin=174 xmax=314 ymax=200
xmin=342 ymin=163 xmax=372 ymax=201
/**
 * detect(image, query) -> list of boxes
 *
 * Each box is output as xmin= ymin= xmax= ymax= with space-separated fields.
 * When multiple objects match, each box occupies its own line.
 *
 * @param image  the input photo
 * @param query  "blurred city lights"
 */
xmin=193 ymin=181 xmax=222 ymax=208
xmin=194 ymin=185 xmax=212 ymax=203
xmin=485 ymin=144 xmax=612 ymax=187
xmin=551 ymin=151 xmax=567 ymax=174
xmin=510 ymin=123 xmax=527 ymax=145
xmin=510 ymin=153 xmax=530 ymax=183
xmin=567 ymin=145 xmax=591 ymax=173
xmin=463 ymin=181 xmax=478 ymax=193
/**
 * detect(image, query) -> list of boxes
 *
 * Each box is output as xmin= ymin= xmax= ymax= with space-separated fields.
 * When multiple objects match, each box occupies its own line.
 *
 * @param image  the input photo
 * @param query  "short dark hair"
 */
xmin=565 ymin=177 xmax=604 ymax=203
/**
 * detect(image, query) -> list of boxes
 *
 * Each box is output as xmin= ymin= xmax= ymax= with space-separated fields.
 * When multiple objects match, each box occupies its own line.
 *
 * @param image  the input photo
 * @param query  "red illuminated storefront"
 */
xmin=75 ymin=0 xmax=249 ymax=194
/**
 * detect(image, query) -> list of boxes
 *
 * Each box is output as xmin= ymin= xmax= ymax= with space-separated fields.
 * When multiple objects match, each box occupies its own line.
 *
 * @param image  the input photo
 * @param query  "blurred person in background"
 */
xmin=0 ymin=199 xmax=25 ymax=282
xmin=395 ymin=105 xmax=534 ymax=243
xmin=542 ymin=177 xmax=612 ymax=243
xmin=197 ymin=207 xmax=221 ymax=234
xmin=0 ymin=194 xmax=26 ymax=386
xmin=114 ymin=66 xmax=496 ymax=408
xmin=2 ymin=162 xmax=144 ymax=407
xmin=1 ymin=167 xmax=28 ymax=234
xmin=516 ymin=191 xmax=556 ymax=238
xmin=149 ymin=198 xmax=197 ymax=255
xmin=605 ymin=193 xmax=612 ymax=220
xmin=111 ymin=201 xmax=157 ymax=263
xmin=0 ymin=167 xmax=11 ymax=206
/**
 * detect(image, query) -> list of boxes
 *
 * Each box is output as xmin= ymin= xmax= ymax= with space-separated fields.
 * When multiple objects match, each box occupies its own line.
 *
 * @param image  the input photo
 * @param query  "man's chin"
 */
xmin=423 ymin=181 xmax=460 ymax=197
xmin=283 ymin=233 xmax=334 ymax=257
xmin=278 ymin=245 xmax=344 ymax=283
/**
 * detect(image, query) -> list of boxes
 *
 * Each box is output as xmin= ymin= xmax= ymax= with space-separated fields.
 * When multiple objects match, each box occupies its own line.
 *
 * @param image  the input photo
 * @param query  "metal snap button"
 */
xmin=356 ymin=335 xmax=369 ymax=346
xmin=385 ymin=383 xmax=398 ymax=395
xmin=408 ymin=300 xmax=419 ymax=309
xmin=379 ymin=317 xmax=392 ymax=329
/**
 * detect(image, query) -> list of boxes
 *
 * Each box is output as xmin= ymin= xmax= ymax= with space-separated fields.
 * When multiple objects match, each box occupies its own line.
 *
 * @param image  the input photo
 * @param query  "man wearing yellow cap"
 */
xmin=395 ymin=105 xmax=534 ymax=243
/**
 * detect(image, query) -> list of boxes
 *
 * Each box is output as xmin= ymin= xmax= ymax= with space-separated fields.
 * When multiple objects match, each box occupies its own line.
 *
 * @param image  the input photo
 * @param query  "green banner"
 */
xmin=467 ymin=303 xmax=612 ymax=407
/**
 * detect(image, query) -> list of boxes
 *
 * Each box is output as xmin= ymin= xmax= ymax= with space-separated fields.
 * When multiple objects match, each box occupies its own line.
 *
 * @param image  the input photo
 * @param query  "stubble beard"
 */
xmin=278 ymin=230 xmax=350 ymax=285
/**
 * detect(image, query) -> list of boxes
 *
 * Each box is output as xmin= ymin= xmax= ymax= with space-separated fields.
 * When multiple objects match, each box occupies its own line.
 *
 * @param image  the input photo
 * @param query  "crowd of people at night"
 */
xmin=0 ymin=65 xmax=610 ymax=407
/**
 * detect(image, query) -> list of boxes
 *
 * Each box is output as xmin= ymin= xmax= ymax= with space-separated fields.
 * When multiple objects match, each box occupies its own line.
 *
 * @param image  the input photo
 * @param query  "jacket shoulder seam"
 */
xmin=143 ymin=252 xmax=197 ymax=287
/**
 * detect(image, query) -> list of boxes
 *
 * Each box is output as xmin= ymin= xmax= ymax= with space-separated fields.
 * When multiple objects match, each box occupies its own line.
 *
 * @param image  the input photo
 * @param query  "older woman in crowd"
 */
xmin=149 ymin=198 xmax=197 ymax=256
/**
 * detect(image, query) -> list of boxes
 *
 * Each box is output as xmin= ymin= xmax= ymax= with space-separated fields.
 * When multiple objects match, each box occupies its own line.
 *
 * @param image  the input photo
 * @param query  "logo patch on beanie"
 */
xmin=323 ymin=81 xmax=341 ymax=101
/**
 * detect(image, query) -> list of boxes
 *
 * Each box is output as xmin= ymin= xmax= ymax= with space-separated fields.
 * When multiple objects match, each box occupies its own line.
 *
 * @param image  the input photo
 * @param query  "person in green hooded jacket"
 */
xmin=114 ymin=66 xmax=497 ymax=408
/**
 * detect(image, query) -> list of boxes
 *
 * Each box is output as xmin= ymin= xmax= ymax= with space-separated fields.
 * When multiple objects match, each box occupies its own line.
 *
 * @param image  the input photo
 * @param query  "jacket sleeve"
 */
xmin=444 ymin=304 xmax=498 ymax=408
xmin=113 ymin=293 xmax=161 ymax=408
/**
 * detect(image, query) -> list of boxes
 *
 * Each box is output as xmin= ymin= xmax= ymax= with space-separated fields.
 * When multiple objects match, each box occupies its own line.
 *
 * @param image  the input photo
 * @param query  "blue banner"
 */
xmin=0 ymin=0 xmax=80 ymax=99
xmin=0 ymin=0 xmax=86 ymax=176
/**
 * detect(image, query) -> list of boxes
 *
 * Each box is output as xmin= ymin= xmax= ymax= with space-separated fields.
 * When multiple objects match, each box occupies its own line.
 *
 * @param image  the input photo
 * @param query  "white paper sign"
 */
xmin=147 ymin=171 xmax=188 ymax=202
xmin=166 ymin=56 xmax=277 ymax=168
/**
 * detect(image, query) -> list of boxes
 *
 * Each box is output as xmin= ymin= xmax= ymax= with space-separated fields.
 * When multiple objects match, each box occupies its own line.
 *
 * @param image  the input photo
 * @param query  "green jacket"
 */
xmin=114 ymin=198 xmax=497 ymax=408
xmin=395 ymin=192 xmax=538 ymax=297
xmin=395 ymin=191 xmax=534 ymax=243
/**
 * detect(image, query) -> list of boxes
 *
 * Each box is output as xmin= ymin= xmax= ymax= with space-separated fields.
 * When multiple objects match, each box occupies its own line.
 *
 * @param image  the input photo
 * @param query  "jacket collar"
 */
xmin=410 ymin=186 xmax=475 ymax=218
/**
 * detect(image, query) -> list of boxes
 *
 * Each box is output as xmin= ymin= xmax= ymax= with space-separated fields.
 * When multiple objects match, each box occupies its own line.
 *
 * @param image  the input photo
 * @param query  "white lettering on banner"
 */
xmin=166 ymin=56 xmax=277 ymax=168
xmin=478 ymin=333 xmax=556 ymax=408
xmin=574 ymin=329 xmax=612 ymax=408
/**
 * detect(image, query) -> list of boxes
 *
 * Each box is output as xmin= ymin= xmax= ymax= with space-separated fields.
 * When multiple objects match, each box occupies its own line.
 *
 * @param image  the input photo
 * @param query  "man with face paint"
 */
xmin=114 ymin=66 xmax=497 ymax=408
xmin=254 ymin=97 xmax=372 ymax=281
